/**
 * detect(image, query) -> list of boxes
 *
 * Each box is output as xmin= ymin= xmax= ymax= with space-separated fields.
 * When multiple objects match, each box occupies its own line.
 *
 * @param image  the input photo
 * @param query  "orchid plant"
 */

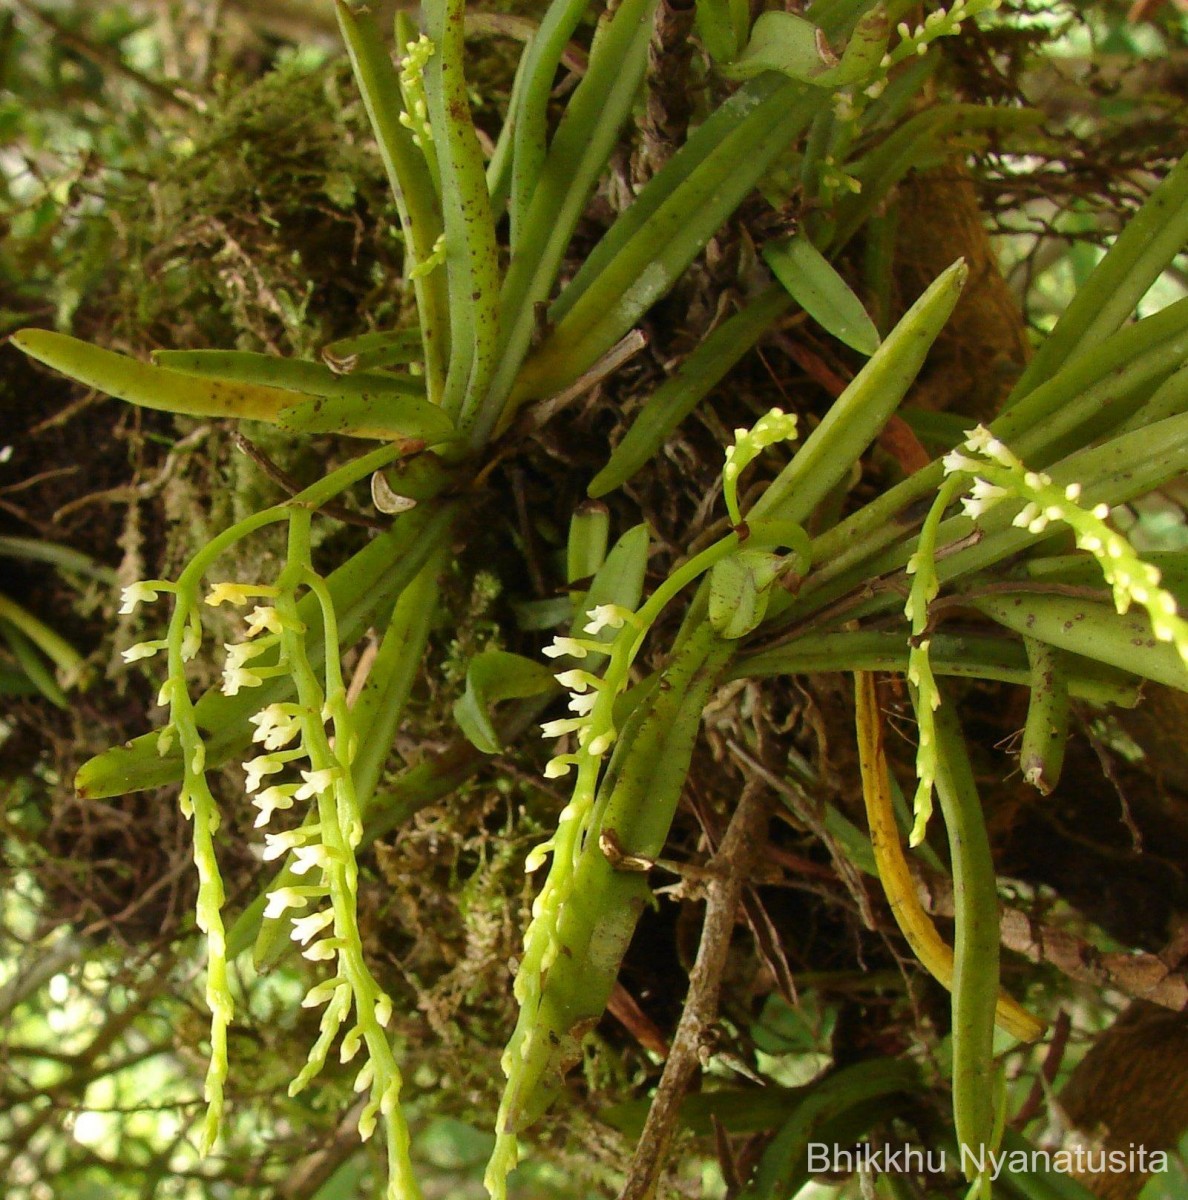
xmin=12 ymin=0 xmax=1188 ymax=1196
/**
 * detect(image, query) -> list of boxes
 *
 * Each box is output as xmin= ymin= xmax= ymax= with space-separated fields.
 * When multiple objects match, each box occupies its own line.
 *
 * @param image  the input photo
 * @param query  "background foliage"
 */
xmin=3 ymin=1 xmax=1188 ymax=1198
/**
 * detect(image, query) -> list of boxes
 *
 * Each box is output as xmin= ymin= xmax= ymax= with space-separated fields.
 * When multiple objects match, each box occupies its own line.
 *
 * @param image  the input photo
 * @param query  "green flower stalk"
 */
xmin=722 ymin=409 xmax=799 ymax=526
xmin=903 ymin=474 xmax=964 ymax=845
xmin=885 ymin=0 xmax=1001 ymax=70
xmin=124 ymin=578 xmax=234 ymax=1155
xmin=115 ymin=444 xmax=415 ymax=1178
xmin=398 ymin=34 xmax=437 ymax=150
xmin=945 ymin=425 xmax=1188 ymax=659
xmin=492 ymin=410 xmax=805 ymax=1188
xmin=258 ymin=510 xmax=418 ymax=1200
xmin=493 ymin=601 xmax=641 ymax=1172
xmin=906 ymin=423 xmax=1188 ymax=842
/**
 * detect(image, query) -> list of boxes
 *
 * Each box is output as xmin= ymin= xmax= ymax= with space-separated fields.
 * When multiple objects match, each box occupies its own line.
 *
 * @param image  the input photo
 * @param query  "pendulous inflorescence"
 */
xmin=118 ymin=504 xmax=422 ymax=1200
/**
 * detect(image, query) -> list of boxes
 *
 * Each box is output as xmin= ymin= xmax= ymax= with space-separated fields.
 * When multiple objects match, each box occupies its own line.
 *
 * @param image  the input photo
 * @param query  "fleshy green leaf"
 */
xmin=694 ymin=0 xmax=751 ymax=62
xmin=764 ymin=235 xmax=881 ymax=356
xmin=275 ymin=390 xmax=457 ymax=444
xmin=817 ymin=5 xmax=888 ymax=86
xmin=454 ymin=650 xmax=555 ymax=753
xmin=719 ymin=11 xmax=832 ymax=82
xmin=708 ymin=549 xmax=783 ymax=638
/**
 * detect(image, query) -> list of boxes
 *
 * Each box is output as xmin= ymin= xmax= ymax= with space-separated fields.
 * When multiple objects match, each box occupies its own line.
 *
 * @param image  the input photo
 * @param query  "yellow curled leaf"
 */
xmin=854 ymin=671 xmax=1045 ymax=1043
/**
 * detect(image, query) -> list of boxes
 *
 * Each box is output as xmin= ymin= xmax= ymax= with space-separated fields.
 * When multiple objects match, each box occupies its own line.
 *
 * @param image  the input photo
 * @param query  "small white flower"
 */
xmin=205 ymin=582 xmax=278 ymax=608
xmin=223 ymin=641 xmax=267 ymax=696
xmin=262 ymin=827 xmax=315 ymax=862
xmin=265 ymin=886 xmax=312 ymax=919
xmin=226 ymin=641 xmax=265 ymax=670
xmin=340 ymin=1024 xmax=364 ymax=1063
xmin=583 ymin=604 xmax=633 ymax=636
xmin=962 ymin=426 xmax=1011 ymax=466
xmin=1093 ymin=503 xmax=1111 ymax=520
xmin=119 ymin=581 xmax=167 ymax=614
xmin=541 ymin=716 xmax=586 ymax=739
xmin=567 ymin=691 xmax=598 ymax=716
xmin=302 ymin=978 xmax=347 ymax=1008
xmin=1064 ymin=483 xmax=1082 ymax=501
xmin=290 ymin=908 xmax=335 ymax=945
xmin=180 ymin=622 xmax=202 ymax=662
xmin=543 ymin=755 xmax=578 ymax=779
xmin=302 ymin=938 xmax=339 ymax=961
xmin=353 ymin=1062 xmax=375 ymax=1093
xmin=292 ymin=843 xmax=335 ymax=876
xmin=357 ymin=1098 xmax=380 ymax=1142
xmin=374 ymin=994 xmax=393 ymax=1028
xmin=554 ymin=669 xmax=597 ymax=692
xmin=121 ymin=640 xmax=165 ymax=663
xmin=295 ymin=768 xmax=338 ymax=801
xmin=245 ymin=606 xmax=285 ymax=637
xmin=243 ymin=753 xmax=286 ymax=794
xmin=252 ymin=785 xmax=298 ymax=828
xmin=249 ymin=704 xmax=303 ymax=751
xmin=524 ymin=840 xmax=554 ymax=873
xmin=968 ymin=477 xmax=1009 ymax=509
xmin=543 ymin=636 xmax=589 ymax=659
xmin=586 ymin=729 xmax=616 ymax=757
xmin=941 ymin=450 xmax=980 ymax=476
xmin=1012 ymin=502 xmax=1042 ymax=530
xmin=222 ymin=666 xmax=262 ymax=696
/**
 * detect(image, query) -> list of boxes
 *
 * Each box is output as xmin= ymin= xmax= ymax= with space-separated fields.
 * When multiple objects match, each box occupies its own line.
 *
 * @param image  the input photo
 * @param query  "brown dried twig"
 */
xmin=617 ymin=782 xmax=772 ymax=1200
xmin=921 ymin=878 xmax=1188 ymax=1011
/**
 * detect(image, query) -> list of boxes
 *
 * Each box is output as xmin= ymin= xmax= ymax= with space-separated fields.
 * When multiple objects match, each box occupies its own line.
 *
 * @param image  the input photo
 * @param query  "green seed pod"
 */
xmin=1020 ymin=637 xmax=1070 ymax=796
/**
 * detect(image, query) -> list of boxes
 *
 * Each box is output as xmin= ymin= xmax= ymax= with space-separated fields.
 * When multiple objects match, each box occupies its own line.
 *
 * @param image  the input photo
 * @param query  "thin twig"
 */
xmin=921 ymin=875 xmax=1188 ymax=1010
xmin=231 ymin=434 xmax=387 ymax=531
xmin=616 ymin=782 xmax=772 ymax=1200
xmin=525 ymin=329 xmax=649 ymax=429
xmin=1012 ymin=1010 xmax=1072 ymax=1129
xmin=11 ymin=0 xmax=205 ymax=113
